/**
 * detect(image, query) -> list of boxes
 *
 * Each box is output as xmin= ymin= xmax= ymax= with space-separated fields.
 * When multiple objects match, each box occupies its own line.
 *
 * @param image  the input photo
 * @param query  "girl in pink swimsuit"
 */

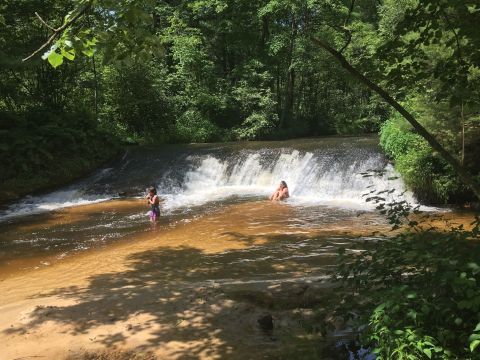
xmin=146 ymin=187 xmax=160 ymax=221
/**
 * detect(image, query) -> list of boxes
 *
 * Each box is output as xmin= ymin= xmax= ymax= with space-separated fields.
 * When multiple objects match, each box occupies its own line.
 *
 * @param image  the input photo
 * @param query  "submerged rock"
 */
xmin=257 ymin=314 xmax=274 ymax=332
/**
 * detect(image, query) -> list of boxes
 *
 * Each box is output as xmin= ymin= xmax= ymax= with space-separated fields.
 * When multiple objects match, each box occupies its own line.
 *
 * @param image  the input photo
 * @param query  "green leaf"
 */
xmin=467 ymin=5 xmax=480 ymax=14
xmin=61 ymin=48 xmax=75 ymax=61
xmin=469 ymin=334 xmax=480 ymax=342
xmin=374 ymin=302 xmax=387 ymax=312
xmin=406 ymin=292 xmax=417 ymax=299
xmin=82 ymin=47 xmax=95 ymax=57
xmin=470 ymin=340 xmax=480 ymax=352
xmin=47 ymin=51 xmax=63 ymax=68
xmin=423 ymin=348 xmax=432 ymax=358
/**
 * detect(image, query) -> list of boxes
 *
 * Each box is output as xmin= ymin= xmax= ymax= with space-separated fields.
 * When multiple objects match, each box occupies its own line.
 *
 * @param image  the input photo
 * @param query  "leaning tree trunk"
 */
xmin=310 ymin=36 xmax=480 ymax=201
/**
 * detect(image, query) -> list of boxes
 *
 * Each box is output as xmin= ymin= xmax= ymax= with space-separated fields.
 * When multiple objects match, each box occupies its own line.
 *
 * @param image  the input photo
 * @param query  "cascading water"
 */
xmin=159 ymin=149 xmax=412 ymax=210
xmin=0 ymin=136 xmax=415 ymax=221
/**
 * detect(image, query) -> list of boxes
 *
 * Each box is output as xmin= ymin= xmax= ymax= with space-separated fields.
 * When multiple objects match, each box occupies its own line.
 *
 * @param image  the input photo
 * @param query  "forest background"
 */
xmin=1 ymin=0 xmax=479 ymax=204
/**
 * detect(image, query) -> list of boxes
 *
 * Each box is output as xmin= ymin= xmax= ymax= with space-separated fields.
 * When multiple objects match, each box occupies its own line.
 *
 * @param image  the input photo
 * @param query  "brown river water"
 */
xmin=0 ymin=198 xmax=392 ymax=280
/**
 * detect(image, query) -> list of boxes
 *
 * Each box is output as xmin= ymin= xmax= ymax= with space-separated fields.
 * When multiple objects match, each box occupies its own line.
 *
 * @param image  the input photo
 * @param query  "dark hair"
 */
xmin=280 ymin=181 xmax=288 ymax=188
xmin=148 ymin=187 xmax=157 ymax=195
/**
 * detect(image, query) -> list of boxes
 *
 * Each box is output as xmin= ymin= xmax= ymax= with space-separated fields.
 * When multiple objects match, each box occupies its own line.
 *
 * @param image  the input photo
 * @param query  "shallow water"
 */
xmin=0 ymin=198 xmax=391 ymax=278
xmin=0 ymin=136 xmax=414 ymax=219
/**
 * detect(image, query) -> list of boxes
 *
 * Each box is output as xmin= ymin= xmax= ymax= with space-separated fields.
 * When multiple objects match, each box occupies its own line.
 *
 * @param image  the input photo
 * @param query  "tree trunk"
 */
xmin=261 ymin=15 xmax=270 ymax=45
xmin=281 ymin=15 xmax=297 ymax=127
xmin=92 ymin=54 xmax=99 ymax=120
xmin=311 ymin=36 xmax=480 ymax=201
xmin=461 ymin=100 xmax=465 ymax=166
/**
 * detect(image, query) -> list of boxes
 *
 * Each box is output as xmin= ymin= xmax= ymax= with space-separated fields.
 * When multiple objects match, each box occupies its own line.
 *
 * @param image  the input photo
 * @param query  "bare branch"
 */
xmin=440 ymin=9 xmax=463 ymax=64
xmin=22 ymin=32 xmax=59 ymax=62
xmin=35 ymin=12 xmax=57 ymax=32
xmin=339 ymin=29 xmax=352 ymax=54
xmin=320 ymin=21 xmax=351 ymax=53
xmin=23 ymin=0 xmax=93 ymax=62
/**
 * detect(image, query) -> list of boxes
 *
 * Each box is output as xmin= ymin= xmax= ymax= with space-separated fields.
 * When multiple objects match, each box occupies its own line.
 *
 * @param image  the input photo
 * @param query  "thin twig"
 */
xmin=34 ymin=12 xmax=57 ymax=32
xmin=344 ymin=0 xmax=356 ymax=27
xmin=339 ymin=29 xmax=352 ymax=54
xmin=321 ymin=21 xmax=351 ymax=53
xmin=23 ymin=0 xmax=93 ymax=62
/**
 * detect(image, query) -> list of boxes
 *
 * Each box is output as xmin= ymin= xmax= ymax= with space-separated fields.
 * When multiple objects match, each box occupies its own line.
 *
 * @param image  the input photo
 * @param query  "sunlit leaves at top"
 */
xmin=378 ymin=0 xmax=480 ymax=106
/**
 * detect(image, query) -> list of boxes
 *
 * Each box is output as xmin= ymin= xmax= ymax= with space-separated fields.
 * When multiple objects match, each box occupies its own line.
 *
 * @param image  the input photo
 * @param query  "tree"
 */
xmin=309 ymin=0 xmax=480 ymax=201
xmin=12 ymin=0 xmax=480 ymax=201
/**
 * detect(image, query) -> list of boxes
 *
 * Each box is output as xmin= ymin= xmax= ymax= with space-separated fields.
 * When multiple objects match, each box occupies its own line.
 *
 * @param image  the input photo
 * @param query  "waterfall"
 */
xmin=0 ymin=137 xmax=417 ymax=221
xmin=159 ymin=148 xmax=413 ymax=210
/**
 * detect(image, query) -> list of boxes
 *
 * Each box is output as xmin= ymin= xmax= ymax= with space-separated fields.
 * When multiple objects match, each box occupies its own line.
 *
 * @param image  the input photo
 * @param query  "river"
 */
xmin=0 ymin=136 xmax=473 ymax=359
xmin=0 ymin=136 xmax=408 ymax=274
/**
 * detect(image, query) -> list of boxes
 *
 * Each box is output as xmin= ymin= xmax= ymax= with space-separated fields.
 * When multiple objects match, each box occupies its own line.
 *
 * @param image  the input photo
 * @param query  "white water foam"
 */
xmin=0 ymin=189 xmax=112 ymax=221
xmin=160 ymin=150 xmax=417 ymax=211
xmin=0 ymin=168 xmax=115 ymax=222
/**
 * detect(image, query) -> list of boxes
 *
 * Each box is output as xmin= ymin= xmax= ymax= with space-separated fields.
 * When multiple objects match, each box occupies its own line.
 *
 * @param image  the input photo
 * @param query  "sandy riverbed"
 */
xmin=0 ymin=200 xmax=475 ymax=359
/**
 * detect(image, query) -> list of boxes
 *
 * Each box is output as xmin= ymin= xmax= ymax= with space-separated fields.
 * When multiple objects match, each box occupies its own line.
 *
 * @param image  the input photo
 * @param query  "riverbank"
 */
xmin=379 ymin=118 xmax=480 ymax=205
xmin=0 ymin=110 xmax=122 ymax=205
xmin=0 ymin=148 xmax=122 ymax=205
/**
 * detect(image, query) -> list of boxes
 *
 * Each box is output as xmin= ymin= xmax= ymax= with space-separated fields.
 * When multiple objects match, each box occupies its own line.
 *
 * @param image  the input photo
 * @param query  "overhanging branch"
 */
xmin=310 ymin=36 xmax=480 ymax=200
xmin=23 ymin=0 xmax=93 ymax=62
xmin=35 ymin=12 xmax=57 ymax=31
xmin=339 ymin=0 xmax=356 ymax=53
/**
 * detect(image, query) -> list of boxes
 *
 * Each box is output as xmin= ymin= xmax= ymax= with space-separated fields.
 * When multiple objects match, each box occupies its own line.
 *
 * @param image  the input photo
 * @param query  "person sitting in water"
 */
xmin=270 ymin=181 xmax=289 ymax=201
xmin=146 ymin=187 xmax=160 ymax=222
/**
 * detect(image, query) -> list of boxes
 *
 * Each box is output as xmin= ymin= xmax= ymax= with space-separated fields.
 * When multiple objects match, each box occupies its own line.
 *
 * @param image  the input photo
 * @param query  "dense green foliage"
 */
xmin=0 ymin=0 xmax=120 ymax=202
xmin=375 ymin=0 xmax=480 ymax=204
xmin=338 ymin=223 xmax=480 ymax=359
xmin=1 ymin=0 xmax=479 ymax=202
xmin=380 ymin=118 xmax=472 ymax=204
xmin=1 ymin=1 xmax=480 ymax=357
xmin=0 ymin=110 xmax=119 ymax=202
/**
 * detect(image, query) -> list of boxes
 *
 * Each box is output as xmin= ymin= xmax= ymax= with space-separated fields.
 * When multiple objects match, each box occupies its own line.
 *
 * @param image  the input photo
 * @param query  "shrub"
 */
xmin=321 ymin=193 xmax=480 ymax=359
xmin=380 ymin=118 xmax=469 ymax=204
xmin=172 ymin=109 xmax=223 ymax=143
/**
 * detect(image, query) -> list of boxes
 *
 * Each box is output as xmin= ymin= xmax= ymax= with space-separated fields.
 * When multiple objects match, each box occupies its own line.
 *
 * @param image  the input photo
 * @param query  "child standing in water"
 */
xmin=146 ymin=187 xmax=160 ymax=222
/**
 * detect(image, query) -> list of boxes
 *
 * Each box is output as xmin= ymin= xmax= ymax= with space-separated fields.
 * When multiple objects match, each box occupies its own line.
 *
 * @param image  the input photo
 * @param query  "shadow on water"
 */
xmin=4 ymin=231 xmax=359 ymax=359
xmin=0 ymin=198 xmax=218 ymax=272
